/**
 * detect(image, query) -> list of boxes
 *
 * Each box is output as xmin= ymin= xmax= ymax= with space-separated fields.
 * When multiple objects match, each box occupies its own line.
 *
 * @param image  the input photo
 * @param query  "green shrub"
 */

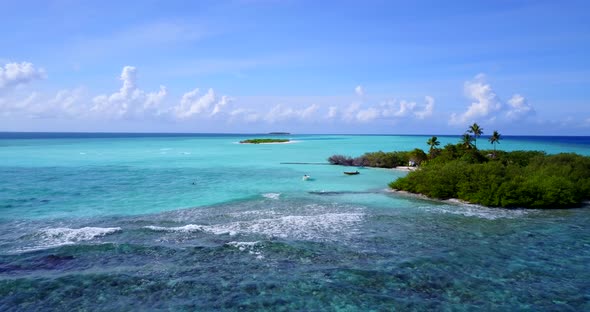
xmin=390 ymin=152 xmax=590 ymax=208
xmin=240 ymin=138 xmax=290 ymax=144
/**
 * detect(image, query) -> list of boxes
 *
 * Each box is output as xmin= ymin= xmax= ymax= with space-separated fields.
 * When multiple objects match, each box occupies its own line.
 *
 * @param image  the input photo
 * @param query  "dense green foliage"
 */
xmin=328 ymin=149 xmax=427 ymax=168
xmin=240 ymin=138 xmax=290 ymax=144
xmin=390 ymin=145 xmax=590 ymax=208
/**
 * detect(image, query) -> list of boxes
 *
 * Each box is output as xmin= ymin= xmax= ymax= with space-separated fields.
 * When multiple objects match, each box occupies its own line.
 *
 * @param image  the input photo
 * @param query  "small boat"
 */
xmin=344 ymin=171 xmax=360 ymax=175
xmin=302 ymin=175 xmax=311 ymax=181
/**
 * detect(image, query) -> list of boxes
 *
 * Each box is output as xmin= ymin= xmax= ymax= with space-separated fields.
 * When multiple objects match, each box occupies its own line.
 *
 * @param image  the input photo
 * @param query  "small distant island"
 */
xmin=240 ymin=138 xmax=290 ymax=144
xmin=268 ymin=132 xmax=290 ymax=135
xmin=329 ymin=123 xmax=590 ymax=209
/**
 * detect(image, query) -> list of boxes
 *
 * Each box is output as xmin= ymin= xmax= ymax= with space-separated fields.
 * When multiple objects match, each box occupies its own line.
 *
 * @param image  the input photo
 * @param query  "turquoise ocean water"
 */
xmin=1 ymin=133 xmax=589 ymax=310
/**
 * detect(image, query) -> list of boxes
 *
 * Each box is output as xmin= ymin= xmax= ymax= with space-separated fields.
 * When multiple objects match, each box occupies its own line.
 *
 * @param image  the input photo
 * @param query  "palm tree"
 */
xmin=426 ymin=136 xmax=440 ymax=155
xmin=489 ymin=130 xmax=501 ymax=155
xmin=467 ymin=123 xmax=483 ymax=149
xmin=460 ymin=133 xmax=474 ymax=149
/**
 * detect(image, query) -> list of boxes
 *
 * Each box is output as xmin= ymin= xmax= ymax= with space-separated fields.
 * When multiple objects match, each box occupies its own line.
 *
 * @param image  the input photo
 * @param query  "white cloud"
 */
xmin=356 ymin=107 xmax=380 ymax=122
xmin=339 ymin=95 xmax=434 ymax=123
xmin=30 ymin=88 xmax=85 ymax=118
xmin=211 ymin=95 xmax=232 ymax=116
xmin=264 ymin=103 xmax=319 ymax=123
xmin=0 ymin=88 xmax=87 ymax=118
xmin=229 ymin=108 xmax=260 ymax=123
xmin=173 ymin=87 xmax=232 ymax=119
xmin=230 ymin=108 xmax=260 ymax=123
xmin=327 ymin=106 xmax=338 ymax=119
xmin=0 ymin=92 xmax=36 ymax=116
xmin=175 ymin=88 xmax=215 ymax=118
xmin=450 ymin=74 xmax=502 ymax=125
xmin=450 ymin=74 xmax=536 ymax=125
xmin=414 ymin=96 xmax=434 ymax=119
xmin=355 ymin=85 xmax=364 ymax=96
xmin=91 ymin=66 xmax=168 ymax=119
xmin=506 ymin=94 xmax=535 ymax=120
xmin=15 ymin=92 xmax=39 ymax=111
xmin=301 ymin=103 xmax=319 ymax=119
xmin=381 ymin=100 xmax=416 ymax=117
xmin=48 ymin=88 xmax=85 ymax=116
xmin=343 ymin=103 xmax=361 ymax=121
xmin=0 ymin=62 xmax=46 ymax=90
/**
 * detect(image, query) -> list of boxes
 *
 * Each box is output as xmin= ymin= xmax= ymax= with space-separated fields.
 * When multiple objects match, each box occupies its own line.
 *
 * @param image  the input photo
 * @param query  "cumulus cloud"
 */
xmin=381 ymin=100 xmax=416 ymax=117
xmin=506 ymin=94 xmax=535 ymax=120
xmin=91 ymin=66 xmax=167 ymax=119
xmin=450 ymin=74 xmax=535 ymax=125
xmin=0 ymin=62 xmax=46 ymax=90
xmin=414 ymin=96 xmax=434 ymax=119
xmin=211 ymin=95 xmax=232 ymax=116
xmin=173 ymin=88 xmax=233 ymax=119
xmin=450 ymin=74 xmax=502 ymax=124
xmin=355 ymin=85 xmax=364 ymax=96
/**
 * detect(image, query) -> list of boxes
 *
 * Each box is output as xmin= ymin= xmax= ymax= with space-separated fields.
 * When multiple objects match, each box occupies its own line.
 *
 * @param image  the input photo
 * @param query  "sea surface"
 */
xmin=0 ymin=133 xmax=589 ymax=311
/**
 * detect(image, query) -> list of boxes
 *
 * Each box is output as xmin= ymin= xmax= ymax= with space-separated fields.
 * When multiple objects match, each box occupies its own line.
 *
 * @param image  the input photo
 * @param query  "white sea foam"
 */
xmin=17 ymin=227 xmax=122 ymax=253
xmin=143 ymin=224 xmax=205 ymax=233
xmin=144 ymin=224 xmax=237 ymax=236
xmin=262 ymin=193 xmax=280 ymax=200
xmin=40 ymin=226 xmax=121 ymax=242
xmin=144 ymin=212 xmax=365 ymax=241
xmin=225 ymin=241 xmax=264 ymax=259
xmin=228 ymin=210 xmax=279 ymax=218
xmin=424 ymin=204 xmax=534 ymax=220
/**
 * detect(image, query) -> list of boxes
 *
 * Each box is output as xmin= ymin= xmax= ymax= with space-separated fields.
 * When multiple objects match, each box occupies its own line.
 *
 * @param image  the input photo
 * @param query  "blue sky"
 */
xmin=0 ymin=0 xmax=589 ymax=134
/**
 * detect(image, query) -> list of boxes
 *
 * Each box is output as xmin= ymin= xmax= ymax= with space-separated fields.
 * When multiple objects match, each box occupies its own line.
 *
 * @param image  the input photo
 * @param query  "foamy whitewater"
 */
xmin=1 ymin=133 xmax=589 ymax=310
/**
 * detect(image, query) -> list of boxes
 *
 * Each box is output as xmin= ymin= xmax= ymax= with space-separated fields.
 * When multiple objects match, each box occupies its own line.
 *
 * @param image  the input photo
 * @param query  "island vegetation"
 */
xmin=329 ymin=123 xmax=590 ymax=208
xmin=240 ymin=138 xmax=290 ymax=144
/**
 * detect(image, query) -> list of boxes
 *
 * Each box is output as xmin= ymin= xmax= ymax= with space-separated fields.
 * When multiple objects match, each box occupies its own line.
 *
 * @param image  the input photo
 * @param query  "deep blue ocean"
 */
xmin=1 ymin=133 xmax=589 ymax=311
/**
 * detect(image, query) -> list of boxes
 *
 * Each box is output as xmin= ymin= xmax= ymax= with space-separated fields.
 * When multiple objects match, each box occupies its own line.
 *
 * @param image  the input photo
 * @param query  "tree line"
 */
xmin=329 ymin=123 xmax=590 ymax=208
xmin=391 ymin=123 xmax=590 ymax=208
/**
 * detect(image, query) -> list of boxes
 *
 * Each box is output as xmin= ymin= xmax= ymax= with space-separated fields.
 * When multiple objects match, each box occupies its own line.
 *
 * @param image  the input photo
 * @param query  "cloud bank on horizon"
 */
xmin=0 ymin=62 xmax=572 ymax=134
xmin=0 ymin=1 xmax=588 ymax=134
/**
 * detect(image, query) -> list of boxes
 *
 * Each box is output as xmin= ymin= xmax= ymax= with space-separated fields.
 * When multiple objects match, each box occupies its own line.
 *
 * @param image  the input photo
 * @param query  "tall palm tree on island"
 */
xmin=426 ymin=136 xmax=440 ymax=158
xmin=460 ymin=133 xmax=474 ymax=149
xmin=467 ymin=123 xmax=483 ymax=149
xmin=489 ymin=130 xmax=501 ymax=156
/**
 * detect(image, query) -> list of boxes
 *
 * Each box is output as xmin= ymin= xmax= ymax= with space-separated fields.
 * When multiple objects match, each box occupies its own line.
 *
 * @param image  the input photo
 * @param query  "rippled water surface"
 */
xmin=1 ymin=134 xmax=589 ymax=311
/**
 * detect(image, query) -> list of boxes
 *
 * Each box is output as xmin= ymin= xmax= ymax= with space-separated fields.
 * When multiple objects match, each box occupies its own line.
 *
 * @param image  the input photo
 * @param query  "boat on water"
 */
xmin=302 ymin=175 xmax=311 ymax=181
xmin=343 ymin=171 xmax=360 ymax=175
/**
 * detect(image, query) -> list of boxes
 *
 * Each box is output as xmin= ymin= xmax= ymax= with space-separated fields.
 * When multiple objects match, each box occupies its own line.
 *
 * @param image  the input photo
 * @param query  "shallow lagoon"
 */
xmin=1 ymin=134 xmax=589 ymax=310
